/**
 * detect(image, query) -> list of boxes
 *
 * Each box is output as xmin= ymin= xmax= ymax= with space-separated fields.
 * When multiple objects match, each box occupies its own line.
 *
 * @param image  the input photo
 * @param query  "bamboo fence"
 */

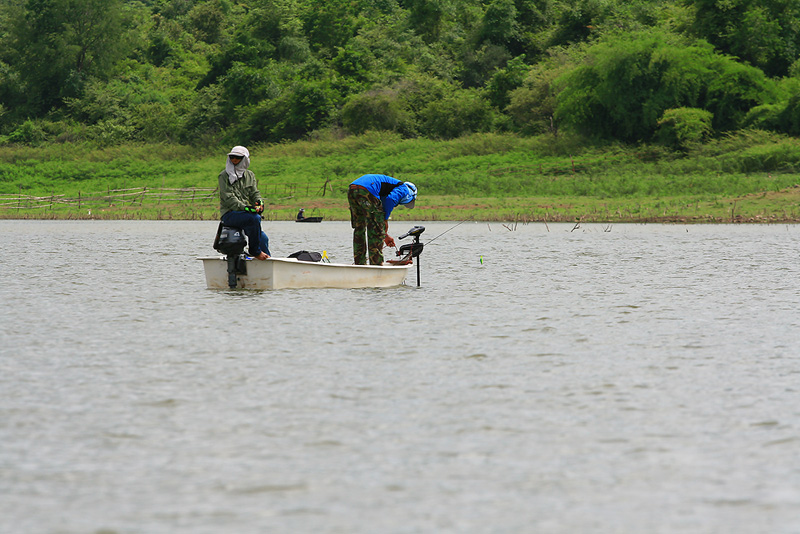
xmin=0 ymin=186 xmax=219 ymax=211
xmin=0 ymin=180 xmax=335 ymax=213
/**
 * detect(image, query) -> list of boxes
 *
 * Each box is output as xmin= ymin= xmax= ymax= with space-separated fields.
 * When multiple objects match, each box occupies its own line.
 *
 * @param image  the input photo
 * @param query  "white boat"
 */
xmin=200 ymin=256 xmax=411 ymax=289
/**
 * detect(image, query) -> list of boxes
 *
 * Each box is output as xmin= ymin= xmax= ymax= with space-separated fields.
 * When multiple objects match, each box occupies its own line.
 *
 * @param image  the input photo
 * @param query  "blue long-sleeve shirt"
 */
xmin=351 ymin=174 xmax=407 ymax=220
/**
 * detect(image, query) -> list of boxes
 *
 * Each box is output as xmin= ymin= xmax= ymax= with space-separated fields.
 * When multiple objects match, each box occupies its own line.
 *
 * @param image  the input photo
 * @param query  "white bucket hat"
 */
xmin=225 ymin=146 xmax=250 ymax=183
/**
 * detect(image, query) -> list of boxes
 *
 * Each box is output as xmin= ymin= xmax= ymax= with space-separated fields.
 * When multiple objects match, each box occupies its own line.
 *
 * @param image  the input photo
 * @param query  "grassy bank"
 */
xmin=2 ymin=131 xmax=800 ymax=222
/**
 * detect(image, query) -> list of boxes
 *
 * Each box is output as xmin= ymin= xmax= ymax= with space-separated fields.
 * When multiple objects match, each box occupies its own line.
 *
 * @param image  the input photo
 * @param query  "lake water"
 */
xmin=1 ymin=219 xmax=799 ymax=534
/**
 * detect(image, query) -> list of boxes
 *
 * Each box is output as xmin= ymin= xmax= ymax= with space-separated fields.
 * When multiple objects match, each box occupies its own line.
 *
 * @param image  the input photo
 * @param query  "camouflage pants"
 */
xmin=348 ymin=187 xmax=385 ymax=265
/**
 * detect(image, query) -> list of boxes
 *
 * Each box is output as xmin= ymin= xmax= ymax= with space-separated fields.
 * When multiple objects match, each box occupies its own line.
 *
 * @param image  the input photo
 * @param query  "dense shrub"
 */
xmin=743 ymin=78 xmax=800 ymax=136
xmin=506 ymin=57 xmax=572 ymax=135
xmin=656 ymin=107 xmax=713 ymax=150
xmin=744 ymin=104 xmax=785 ymax=132
xmin=341 ymin=89 xmax=416 ymax=136
xmin=555 ymin=30 xmax=773 ymax=142
xmin=6 ymin=120 xmax=48 ymax=145
xmin=486 ymin=54 xmax=529 ymax=110
xmin=418 ymin=89 xmax=495 ymax=139
xmin=779 ymin=92 xmax=800 ymax=135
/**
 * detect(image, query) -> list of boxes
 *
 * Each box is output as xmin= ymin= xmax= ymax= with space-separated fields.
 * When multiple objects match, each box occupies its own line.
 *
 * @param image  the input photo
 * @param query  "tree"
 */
xmin=299 ymin=0 xmax=362 ymax=58
xmin=688 ymin=0 xmax=800 ymax=77
xmin=506 ymin=54 xmax=573 ymax=135
xmin=555 ymin=30 xmax=773 ymax=142
xmin=405 ymin=0 xmax=451 ymax=43
xmin=419 ymin=88 xmax=495 ymax=138
xmin=236 ymin=66 xmax=342 ymax=142
xmin=478 ymin=0 xmax=519 ymax=46
xmin=342 ymin=88 xmax=416 ymax=136
xmin=486 ymin=54 xmax=529 ymax=109
xmin=186 ymin=0 xmax=229 ymax=44
xmin=1 ymin=0 xmax=130 ymax=116
xmin=747 ymin=78 xmax=800 ymax=135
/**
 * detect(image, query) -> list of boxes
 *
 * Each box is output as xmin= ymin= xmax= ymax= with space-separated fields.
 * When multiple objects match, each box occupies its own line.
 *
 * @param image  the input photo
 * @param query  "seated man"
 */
xmin=218 ymin=146 xmax=271 ymax=259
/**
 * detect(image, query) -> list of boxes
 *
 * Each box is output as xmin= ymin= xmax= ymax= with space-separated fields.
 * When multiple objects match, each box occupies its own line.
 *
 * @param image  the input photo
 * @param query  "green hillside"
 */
xmin=3 ymin=131 xmax=800 ymax=222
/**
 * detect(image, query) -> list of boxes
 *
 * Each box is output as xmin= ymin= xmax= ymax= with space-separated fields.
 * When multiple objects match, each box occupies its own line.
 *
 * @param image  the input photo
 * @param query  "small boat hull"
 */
xmin=295 ymin=217 xmax=323 ymax=223
xmin=200 ymin=256 xmax=409 ymax=289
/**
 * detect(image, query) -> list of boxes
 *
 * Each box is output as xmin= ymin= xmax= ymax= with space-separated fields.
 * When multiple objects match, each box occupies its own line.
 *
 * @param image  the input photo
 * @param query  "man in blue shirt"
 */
xmin=348 ymin=174 xmax=417 ymax=265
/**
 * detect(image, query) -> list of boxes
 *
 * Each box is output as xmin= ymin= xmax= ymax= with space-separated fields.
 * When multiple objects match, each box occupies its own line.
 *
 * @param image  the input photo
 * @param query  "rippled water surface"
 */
xmin=1 ymin=220 xmax=799 ymax=534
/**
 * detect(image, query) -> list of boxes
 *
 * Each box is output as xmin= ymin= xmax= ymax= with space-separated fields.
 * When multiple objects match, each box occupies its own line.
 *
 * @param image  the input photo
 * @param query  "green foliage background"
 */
xmin=1 ymin=0 xmax=800 ymax=147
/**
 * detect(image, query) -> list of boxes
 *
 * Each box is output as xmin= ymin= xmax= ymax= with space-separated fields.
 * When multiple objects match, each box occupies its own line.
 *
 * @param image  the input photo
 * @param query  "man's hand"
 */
xmin=384 ymin=235 xmax=396 ymax=248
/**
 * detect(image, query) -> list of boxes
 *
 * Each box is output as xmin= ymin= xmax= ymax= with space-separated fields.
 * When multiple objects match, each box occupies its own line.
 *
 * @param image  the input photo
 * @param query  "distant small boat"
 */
xmin=200 ymin=256 xmax=409 ymax=289
xmin=295 ymin=208 xmax=323 ymax=222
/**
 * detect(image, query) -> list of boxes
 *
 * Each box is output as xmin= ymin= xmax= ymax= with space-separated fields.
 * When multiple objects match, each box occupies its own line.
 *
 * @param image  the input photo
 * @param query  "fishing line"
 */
xmin=389 ymin=218 xmax=472 ymax=287
xmin=425 ymin=218 xmax=473 ymax=245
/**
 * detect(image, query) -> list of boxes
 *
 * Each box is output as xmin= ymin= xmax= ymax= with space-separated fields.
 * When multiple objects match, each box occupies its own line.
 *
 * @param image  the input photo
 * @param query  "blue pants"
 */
xmin=221 ymin=211 xmax=271 ymax=256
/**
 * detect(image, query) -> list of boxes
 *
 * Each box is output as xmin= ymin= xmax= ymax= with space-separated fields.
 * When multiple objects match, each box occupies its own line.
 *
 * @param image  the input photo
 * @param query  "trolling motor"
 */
xmin=213 ymin=222 xmax=248 ymax=288
xmin=396 ymin=225 xmax=425 ymax=286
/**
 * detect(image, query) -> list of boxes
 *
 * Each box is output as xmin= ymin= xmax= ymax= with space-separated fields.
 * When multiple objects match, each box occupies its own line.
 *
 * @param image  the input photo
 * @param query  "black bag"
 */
xmin=288 ymin=250 xmax=322 ymax=262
